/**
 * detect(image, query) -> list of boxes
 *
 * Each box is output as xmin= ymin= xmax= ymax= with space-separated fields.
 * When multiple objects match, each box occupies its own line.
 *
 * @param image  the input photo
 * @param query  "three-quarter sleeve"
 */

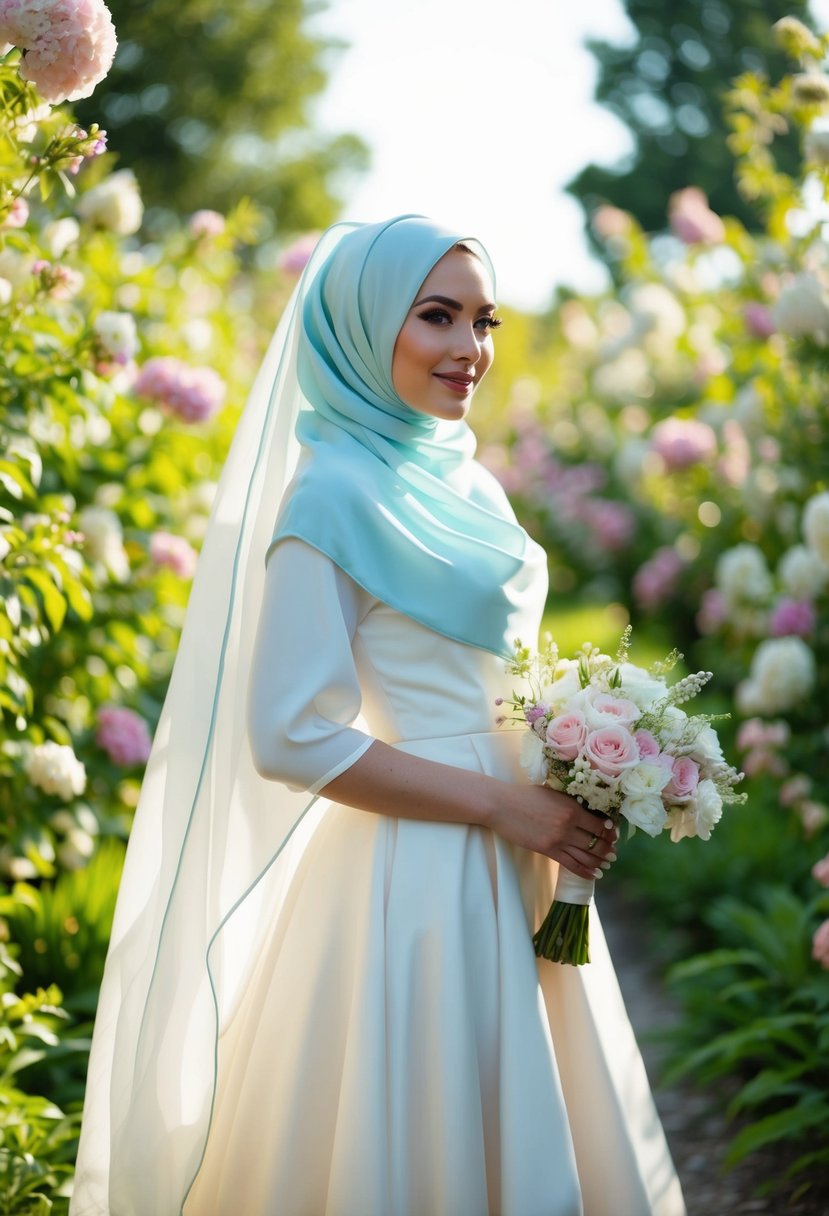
xmin=247 ymin=538 xmax=375 ymax=794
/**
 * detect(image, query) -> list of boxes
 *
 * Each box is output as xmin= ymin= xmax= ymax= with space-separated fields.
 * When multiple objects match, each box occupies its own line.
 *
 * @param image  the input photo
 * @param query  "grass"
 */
xmin=541 ymin=599 xmax=682 ymax=671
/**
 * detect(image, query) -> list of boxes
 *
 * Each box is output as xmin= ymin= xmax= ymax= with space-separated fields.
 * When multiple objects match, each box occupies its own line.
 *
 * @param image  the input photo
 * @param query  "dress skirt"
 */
xmin=183 ymin=731 xmax=685 ymax=1216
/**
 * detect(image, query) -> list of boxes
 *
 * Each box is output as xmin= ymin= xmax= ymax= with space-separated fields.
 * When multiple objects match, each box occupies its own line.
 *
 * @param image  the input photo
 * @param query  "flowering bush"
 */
xmin=0 ymin=0 xmax=117 ymax=104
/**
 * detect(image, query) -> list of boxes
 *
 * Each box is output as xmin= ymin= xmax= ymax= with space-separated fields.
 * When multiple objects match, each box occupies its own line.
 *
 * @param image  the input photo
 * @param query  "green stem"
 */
xmin=533 ymin=899 xmax=591 ymax=966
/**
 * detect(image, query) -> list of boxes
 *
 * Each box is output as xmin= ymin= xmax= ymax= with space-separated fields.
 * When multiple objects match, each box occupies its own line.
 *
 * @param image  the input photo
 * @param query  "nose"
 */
xmin=452 ymin=323 xmax=484 ymax=364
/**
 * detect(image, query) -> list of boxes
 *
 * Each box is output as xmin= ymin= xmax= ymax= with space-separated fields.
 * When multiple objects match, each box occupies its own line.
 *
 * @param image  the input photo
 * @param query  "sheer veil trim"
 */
xmin=70 ymin=224 xmax=354 ymax=1216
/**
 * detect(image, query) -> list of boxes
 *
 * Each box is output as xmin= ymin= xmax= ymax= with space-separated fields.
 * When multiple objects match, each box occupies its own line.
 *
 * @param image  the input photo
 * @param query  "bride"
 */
xmin=71 ymin=215 xmax=685 ymax=1216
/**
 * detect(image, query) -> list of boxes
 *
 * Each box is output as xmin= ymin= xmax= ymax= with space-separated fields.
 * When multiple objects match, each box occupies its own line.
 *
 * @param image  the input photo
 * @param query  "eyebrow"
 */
xmin=412 ymin=293 xmax=496 ymax=314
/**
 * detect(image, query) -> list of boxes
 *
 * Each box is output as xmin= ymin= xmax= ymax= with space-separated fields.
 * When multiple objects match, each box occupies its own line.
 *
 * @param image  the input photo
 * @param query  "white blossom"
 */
xmin=736 ymin=636 xmax=816 ymax=714
xmin=93 ymin=311 xmax=138 ymax=363
xmin=621 ymin=794 xmax=668 ymax=837
xmin=772 ymin=272 xmax=829 ymax=344
xmin=803 ymin=491 xmax=829 ymax=565
xmin=715 ymin=543 xmax=773 ymax=607
xmin=25 ymin=741 xmax=86 ymax=801
xmin=78 ymin=170 xmax=143 ymax=235
xmin=669 ymin=779 xmax=723 ymax=842
xmin=43 ymin=217 xmax=80 ymax=258
xmin=777 ymin=544 xmax=829 ymax=600
xmin=78 ymin=505 xmax=129 ymax=581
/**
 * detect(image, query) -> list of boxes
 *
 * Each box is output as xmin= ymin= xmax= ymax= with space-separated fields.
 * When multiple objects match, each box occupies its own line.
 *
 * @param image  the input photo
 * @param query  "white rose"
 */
xmin=773 ymin=272 xmax=829 ymax=343
xmin=715 ymin=543 xmax=773 ymax=607
xmin=803 ymin=491 xmax=829 ymax=565
xmin=738 ymin=636 xmax=816 ymax=713
xmin=687 ymin=722 xmax=725 ymax=766
xmin=43 ymin=217 xmax=81 ymax=258
xmin=620 ymin=794 xmax=668 ymax=837
xmin=541 ymin=661 xmax=582 ymax=710
xmin=655 ymin=705 xmax=688 ymax=744
xmin=520 ymin=729 xmax=548 ymax=785
xmin=78 ymin=170 xmax=144 ymax=235
xmin=93 ymin=311 xmax=138 ymax=363
xmin=620 ymin=762 xmax=671 ymax=799
xmin=616 ymin=662 xmax=667 ymax=710
xmin=777 ymin=544 xmax=829 ymax=600
xmin=25 ymin=741 xmax=86 ymax=802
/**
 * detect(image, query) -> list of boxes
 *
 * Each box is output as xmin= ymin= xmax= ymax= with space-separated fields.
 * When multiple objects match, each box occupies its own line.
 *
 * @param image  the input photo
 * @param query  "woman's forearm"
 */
xmin=320 ymin=739 xmax=616 ymax=881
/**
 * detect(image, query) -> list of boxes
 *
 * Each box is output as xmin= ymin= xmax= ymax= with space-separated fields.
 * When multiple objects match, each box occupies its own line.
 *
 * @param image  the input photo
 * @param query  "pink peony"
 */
xmin=668 ymin=186 xmax=726 ymax=245
xmin=96 ymin=705 xmax=152 ymax=767
xmin=189 ymin=209 xmax=225 ymax=240
xmin=583 ymin=725 xmax=640 ymax=778
xmin=812 ymin=853 xmax=829 ymax=887
xmin=634 ymin=729 xmax=660 ymax=759
xmin=149 ymin=530 xmax=198 ymax=578
xmin=134 ymin=356 xmax=225 ymax=423
xmin=664 ymin=756 xmax=700 ymax=802
xmin=651 ymin=416 xmax=717 ymax=471
xmin=634 ymin=546 xmax=684 ymax=611
xmin=0 ymin=0 xmax=117 ymax=104
xmin=743 ymin=302 xmax=776 ymax=339
xmin=769 ymin=597 xmax=816 ymax=638
xmin=546 ymin=710 xmax=588 ymax=761
xmin=812 ymin=919 xmax=829 ymax=969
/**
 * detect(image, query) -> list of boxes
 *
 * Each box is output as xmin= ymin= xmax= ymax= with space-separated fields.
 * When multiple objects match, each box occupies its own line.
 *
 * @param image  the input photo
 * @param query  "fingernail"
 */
xmin=593 ymin=868 xmax=603 ymax=879
xmin=600 ymin=861 xmax=611 ymax=871
xmin=604 ymin=820 xmax=613 ymax=829
xmin=607 ymin=852 xmax=617 ymax=863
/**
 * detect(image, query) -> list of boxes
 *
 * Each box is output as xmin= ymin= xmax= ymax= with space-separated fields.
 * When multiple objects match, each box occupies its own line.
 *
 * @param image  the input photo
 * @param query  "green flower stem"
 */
xmin=533 ymin=899 xmax=591 ymax=966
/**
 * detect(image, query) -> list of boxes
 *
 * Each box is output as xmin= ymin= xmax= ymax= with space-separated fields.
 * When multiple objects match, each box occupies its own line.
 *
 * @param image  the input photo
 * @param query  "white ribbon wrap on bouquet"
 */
xmin=552 ymin=869 xmax=595 ymax=906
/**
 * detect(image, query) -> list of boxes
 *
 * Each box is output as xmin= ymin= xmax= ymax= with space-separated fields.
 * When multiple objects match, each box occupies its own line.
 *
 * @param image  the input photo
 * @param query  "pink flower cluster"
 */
xmin=31 ymin=257 xmax=83 ymax=299
xmin=0 ymin=0 xmax=117 ymax=104
xmin=189 ymin=209 xmax=225 ymax=240
xmin=277 ymin=233 xmax=319 ymax=275
xmin=149 ymin=530 xmax=197 ymax=579
xmin=633 ymin=546 xmax=685 ymax=612
xmin=668 ymin=186 xmax=725 ymax=246
xmin=133 ymin=357 xmax=226 ymax=423
xmin=768 ymin=597 xmax=815 ymax=638
xmin=481 ymin=422 xmax=635 ymax=555
xmin=736 ymin=717 xmax=789 ymax=778
xmin=2 ymin=197 xmax=29 ymax=228
xmin=651 ymin=416 xmax=717 ymax=471
xmin=96 ymin=705 xmax=152 ymax=767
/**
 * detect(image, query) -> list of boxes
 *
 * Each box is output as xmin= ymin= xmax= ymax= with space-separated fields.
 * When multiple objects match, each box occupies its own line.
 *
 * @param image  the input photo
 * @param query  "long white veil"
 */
xmin=70 ymin=224 xmax=353 ymax=1216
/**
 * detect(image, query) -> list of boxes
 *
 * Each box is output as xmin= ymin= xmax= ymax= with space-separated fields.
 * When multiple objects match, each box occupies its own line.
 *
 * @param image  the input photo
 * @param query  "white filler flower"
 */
xmin=25 ymin=741 xmax=86 ymax=801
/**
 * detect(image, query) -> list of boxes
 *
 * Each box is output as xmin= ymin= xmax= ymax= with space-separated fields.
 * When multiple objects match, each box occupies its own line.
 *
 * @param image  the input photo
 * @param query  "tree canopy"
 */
xmin=567 ymin=0 xmax=813 ymax=243
xmin=75 ymin=0 xmax=367 ymax=231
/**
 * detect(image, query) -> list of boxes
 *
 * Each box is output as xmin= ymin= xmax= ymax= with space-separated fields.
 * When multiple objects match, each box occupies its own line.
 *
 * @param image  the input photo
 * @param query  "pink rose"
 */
xmin=812 ymin=854 xmax=829 ymax=888
xmin=583 ymin=725 xmax=640 ymax=778
xmin=585 ymin=693 xmax=640 ymax=728
xmin=546 ymin=710 xmax=588 ymax=761
xmin=664 ymin=756 xmax=700 ymax=802
xmin=812 ymin=919 xmax=829 ymax=969
xmin=634 ymin=729 xmax=660 ymax=759
xmin=0 ymin=0 xmax=118 ymax=105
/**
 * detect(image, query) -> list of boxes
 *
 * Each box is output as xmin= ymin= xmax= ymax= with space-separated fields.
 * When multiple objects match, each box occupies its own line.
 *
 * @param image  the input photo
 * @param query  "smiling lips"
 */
xmin=433 ymin=372 xmax=474 ymax=394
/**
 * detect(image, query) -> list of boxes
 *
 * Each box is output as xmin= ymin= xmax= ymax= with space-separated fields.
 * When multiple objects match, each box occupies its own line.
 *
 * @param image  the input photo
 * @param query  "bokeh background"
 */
xmin=2 ymin=1 xmax=829 ymax=1210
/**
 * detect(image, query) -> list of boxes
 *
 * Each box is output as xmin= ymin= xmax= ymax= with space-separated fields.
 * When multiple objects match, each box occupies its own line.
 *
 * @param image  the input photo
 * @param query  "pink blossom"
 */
xmin=189 ymin=209 xmax=225 ymax=240
xmin=741 ymin=747 xmax=787 ymax=778
xmin=2 ymin=196 xmax=29 ymax=228
xmin=800 ymin=801 xmax=829 ymax=837
xmin=583 ymin=725 xmax=640 ymax=778
xmin=634 ymin=546 xmax=684 ymax=611
xmin=634 ymin=729 xmax=660 ymax=759
xmin=664 ymin=756 xmax=700 ymax=802
xmin=0 ymin=0 xmax=118 ymax=105
xmin=592 ymin=205 xmax=633 ymax=240
xmin=736 ymin=718 xmax=790 ymax=751
xmin=696 ymin=588 xmax=728 ymax=635
xmin=769 ymin=597 xmax=816 ymax=638
xmin=668 ymin=186 xmax=726 ymax=245
xmin=779 ymin=775 xmax=811 ymax=807
xmin=651 ymin=416 xmax=717 ymax=471
xmin=31 ymin=258 xmax=82 ymax=299
xmin=546 ymin=710 xmax=588 ymax=761
xmin=580 ymin=498 xmax=635 ymax=552
xmin=96 ymin=705 xmax=152 ymax=767
xmin=149 ymin=530 xmax=197 ymax=578
xmin=812 ymin=919 xmax=829 ymax=969
xmin=277 ymin=232 xmax=319 ymax=275
xmin=811 ymin=853 xmax=829 ymax=887
xmin=134 ymin=356 xmax=225 ymax=423
xmin=743 ymin=303 xmax=776 ymax=339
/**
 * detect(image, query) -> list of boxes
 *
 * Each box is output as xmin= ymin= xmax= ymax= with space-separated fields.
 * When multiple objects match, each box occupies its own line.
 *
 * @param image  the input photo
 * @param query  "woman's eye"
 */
xmin=476 ymin=315 xmax=503 ymax=331
xmin=418 ymin=308 xmax=452 ymax=325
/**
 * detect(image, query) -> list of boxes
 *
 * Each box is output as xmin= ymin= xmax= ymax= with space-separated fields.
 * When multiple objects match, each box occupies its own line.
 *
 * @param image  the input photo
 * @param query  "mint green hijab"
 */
xmin=271 ymin=215 xmax=546 ymax=659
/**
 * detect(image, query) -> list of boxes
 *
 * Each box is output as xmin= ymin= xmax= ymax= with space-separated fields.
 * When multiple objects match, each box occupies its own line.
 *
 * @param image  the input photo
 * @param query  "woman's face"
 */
xmin=391 ymin=247 xmax=499 ymax=421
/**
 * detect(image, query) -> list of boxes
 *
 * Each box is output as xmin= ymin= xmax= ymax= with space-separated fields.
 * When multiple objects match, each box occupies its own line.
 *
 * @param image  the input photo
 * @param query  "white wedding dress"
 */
xmin=182 ymin=538 xmax=685 ymax=1216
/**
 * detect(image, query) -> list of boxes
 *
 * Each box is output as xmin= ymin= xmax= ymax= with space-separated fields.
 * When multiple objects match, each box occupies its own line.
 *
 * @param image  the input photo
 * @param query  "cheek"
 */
xmin=392 ymin=325 xmax=438 ymax=390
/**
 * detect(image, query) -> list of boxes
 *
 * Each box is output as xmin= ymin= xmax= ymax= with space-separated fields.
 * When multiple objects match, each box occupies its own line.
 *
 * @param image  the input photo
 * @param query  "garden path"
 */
xmin=600 ymin=886 xmax=827 ymax=1216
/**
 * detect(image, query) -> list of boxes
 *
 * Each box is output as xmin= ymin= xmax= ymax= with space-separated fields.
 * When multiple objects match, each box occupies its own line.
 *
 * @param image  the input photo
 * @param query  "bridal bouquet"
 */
xmin=500 ymin=628 xmax=745 ymax=965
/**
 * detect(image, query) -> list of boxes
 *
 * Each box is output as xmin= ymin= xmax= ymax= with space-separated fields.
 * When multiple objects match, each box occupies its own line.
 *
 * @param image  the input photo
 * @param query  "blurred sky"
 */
xmin=312 ymin=0 xmax=829 ymax=312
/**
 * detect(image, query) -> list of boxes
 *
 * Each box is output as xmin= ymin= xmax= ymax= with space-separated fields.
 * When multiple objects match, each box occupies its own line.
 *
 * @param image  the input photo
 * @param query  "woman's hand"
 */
xmin=488 ymin=783 xmax=618 ymax=880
